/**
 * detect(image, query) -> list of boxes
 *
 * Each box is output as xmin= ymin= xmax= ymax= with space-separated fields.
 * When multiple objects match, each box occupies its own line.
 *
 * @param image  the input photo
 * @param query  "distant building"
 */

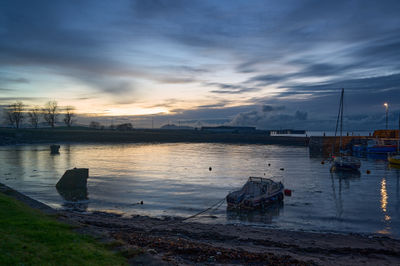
xmin=201 ymin=126 xmax=257 ymax=133
xmin=269 ymin=129 xmax=306 ymax=135
xmin=160 ymin=124 xmax=194 ymax=130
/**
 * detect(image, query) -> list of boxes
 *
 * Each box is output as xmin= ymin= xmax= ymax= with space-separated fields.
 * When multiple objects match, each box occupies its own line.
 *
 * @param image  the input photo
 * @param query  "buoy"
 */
xmin=209 ymin=167 xmax=212 ymax=171
xmin=280 ymin=168 xmax=284 ymax=171
xmin=321 ymin=161 xmax=325 ymax=164
xmin=284 ymin=189 xmax=292 ymax=196
xmin=366 ymin=170 xmax=371 ymax=174
xmin=268 ymin=163 xmax=271 ymax=166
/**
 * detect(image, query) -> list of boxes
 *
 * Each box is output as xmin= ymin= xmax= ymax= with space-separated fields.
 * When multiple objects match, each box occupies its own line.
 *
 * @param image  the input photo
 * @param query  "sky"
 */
xmin=0 ymin=0 xmax=400 ymax=130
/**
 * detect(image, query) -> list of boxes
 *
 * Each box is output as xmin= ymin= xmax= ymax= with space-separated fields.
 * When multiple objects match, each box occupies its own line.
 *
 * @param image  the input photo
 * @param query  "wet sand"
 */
xmin=59 ymin=211 xmax=400 ymax=265
xmin=2 ymin=182 xmax=400 ymax=265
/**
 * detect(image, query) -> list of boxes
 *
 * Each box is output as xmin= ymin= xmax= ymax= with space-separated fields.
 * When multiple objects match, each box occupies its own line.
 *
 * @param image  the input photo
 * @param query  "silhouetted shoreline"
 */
xmin=0 ymin=128 xmax=309 ymax=146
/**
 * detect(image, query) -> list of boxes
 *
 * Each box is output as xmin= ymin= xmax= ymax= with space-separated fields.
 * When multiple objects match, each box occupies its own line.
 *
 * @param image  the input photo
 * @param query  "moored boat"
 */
xmin=226 ymin=177 xmax=284 ymax=210
xmin=330 ymin=88 xmax=361 ymax=172
xmin=330 ymin=155 xmax=361 ymax=172
xmin=366 ymin=139 xmax=397 ymax=154
xmin=388 ymin=154 xmax=400 ymax=165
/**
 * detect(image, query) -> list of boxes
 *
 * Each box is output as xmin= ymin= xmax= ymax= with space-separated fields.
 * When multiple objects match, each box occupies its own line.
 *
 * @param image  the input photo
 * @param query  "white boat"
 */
xmin=226 ymin=177 xmax=284 ymax=210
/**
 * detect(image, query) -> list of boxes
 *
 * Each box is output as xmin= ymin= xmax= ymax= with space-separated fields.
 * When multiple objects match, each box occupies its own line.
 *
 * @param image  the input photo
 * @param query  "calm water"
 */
xmin=0 ymin=143 xmax=399 ymax=237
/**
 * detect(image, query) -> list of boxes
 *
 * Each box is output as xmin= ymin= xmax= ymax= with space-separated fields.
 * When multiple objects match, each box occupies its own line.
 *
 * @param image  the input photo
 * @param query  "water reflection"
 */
xmin=226 ymin=201 xmax=283 ymax=224
xmin=379 ymin=177 xmax=391 ymax=234
xmin=56 ymin=187 xmax=88 ymax=211
xmin=1 ymin=143 xmax=400 ymax=237
xmin=330 ymin=172 xmax=360 ymax=219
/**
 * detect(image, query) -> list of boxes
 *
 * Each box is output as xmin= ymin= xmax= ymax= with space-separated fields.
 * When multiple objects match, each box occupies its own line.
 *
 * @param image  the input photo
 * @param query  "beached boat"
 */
xmin=330 ymin=89 xmax=361 ymax=172
xmin=226 ymin=177 xmax=284 ymax=210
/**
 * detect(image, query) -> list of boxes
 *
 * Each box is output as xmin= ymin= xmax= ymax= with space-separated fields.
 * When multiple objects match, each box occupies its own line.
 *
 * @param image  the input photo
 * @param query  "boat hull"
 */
xmin=227 ymin=190 xmax=284 ymax=210
xmin=367 ymin=146 xmax=397 ymax=154
xmin=331 ymin=163 xmax=360 ymax=172
xmin=330 ymin=156 xmax=361 ymax=172
xmin=226 ymin=185 xmax=284 ymax=210
xmin=388 ymin=155 xmax=400 ymax=165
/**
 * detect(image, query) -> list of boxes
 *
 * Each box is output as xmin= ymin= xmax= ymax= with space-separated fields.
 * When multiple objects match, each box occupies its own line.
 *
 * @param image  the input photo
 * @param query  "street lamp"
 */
xmin=384 ymin=103 xmax=389 ymax=129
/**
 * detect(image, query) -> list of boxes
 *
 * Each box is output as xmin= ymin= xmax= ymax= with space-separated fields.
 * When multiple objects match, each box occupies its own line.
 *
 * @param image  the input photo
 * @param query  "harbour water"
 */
xmin=0 ymin=143 xmax=399 ymax=237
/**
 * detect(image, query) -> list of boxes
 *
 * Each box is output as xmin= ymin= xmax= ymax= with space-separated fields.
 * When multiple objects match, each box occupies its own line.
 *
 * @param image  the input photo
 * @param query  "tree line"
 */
xmin=3 ymin=100 xmax=75 ymax=129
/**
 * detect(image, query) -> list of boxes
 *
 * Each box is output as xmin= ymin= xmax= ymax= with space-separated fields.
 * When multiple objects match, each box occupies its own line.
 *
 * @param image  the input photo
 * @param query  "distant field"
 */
xmin=0 ymin=127 xmax=309 ymax=146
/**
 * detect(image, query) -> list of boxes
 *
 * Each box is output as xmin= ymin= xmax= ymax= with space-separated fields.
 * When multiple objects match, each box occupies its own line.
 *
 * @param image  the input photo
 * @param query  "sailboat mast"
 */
xmin=339 ymin=88 xmax=344 ymax=153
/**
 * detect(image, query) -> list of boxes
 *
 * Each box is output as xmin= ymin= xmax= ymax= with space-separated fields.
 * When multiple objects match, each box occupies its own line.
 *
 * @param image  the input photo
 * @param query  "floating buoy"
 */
xmin=284 ymin=189 xmax=292 ymax=196
xmin=268 ymin=163 xmax=271 ymax=166
xmin=321 ymin=161 xmax=325 ymax=165
xmin=366 ymin=170 xmax=371 ymax=174
xmin=209 ymin=167 xmax=212 ymax=171
xmin=280 ymin=168 xmax=284 ymax=171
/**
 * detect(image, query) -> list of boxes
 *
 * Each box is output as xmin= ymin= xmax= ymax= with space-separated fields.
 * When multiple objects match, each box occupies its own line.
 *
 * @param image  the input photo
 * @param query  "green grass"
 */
xmin=0 ymin=193 xmax=127 ymax=266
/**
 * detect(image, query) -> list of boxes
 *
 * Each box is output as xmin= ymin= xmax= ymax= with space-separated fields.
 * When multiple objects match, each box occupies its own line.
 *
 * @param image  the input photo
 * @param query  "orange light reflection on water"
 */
xmin=378 ymin=178 xmax=391 ymax=234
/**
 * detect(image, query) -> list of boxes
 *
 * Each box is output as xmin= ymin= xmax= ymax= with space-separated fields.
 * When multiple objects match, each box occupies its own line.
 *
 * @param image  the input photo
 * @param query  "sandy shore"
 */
xmin=2 ymin=182 xmax=400 ymax=265
xmin=58 ymin=211 xmax=400 ymax=265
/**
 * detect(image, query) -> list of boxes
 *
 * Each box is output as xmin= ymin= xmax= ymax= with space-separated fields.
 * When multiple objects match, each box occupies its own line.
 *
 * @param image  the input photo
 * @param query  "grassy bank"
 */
xmin=0 ymin=192 xmax=127 ymax=265
xmin=0 ymin=127 xmax=309 ymax=146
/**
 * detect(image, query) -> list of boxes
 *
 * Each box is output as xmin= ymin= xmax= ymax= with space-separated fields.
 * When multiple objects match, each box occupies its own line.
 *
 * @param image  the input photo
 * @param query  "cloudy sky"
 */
xmin=1 ymin=0 xmax=399 ymax=130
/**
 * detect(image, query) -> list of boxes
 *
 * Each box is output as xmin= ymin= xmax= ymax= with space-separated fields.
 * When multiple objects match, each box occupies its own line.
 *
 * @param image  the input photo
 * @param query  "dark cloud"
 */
xmin=206 ymin=82 xmax=259 ymax=94
xmin=1 ymin=0 xmax=400 ymax=129
xmin=246 ymin=74 xmax=291 ymax=86
xmin=0 ymin=77 xmax=30 ymax=84
xmin=261 ymin=105 xmax=285 ymax=112
xmin=0 ymin=97 xmax=46 ymax=102
xmin=230 ymin=105 xmax=309 ymax=129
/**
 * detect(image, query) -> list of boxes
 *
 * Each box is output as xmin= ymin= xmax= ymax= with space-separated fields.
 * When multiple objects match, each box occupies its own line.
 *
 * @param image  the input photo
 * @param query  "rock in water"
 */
xmin=50 ymin=144 xmax=60 ymax=154
xmin=56 ymin=168 xmax=89 ymax=189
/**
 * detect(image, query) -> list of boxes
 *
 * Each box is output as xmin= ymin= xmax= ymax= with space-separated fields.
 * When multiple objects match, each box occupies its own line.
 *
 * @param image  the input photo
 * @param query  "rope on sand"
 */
xmin=181 ymin=197 xmax=225 ymax=222
xmin=154 ymin=197 xmax=226 ymax=227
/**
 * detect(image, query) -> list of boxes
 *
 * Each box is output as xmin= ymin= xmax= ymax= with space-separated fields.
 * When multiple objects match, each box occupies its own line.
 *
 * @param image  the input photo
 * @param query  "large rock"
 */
xmin=56 ymin=168 xmax=89 ymax=189
xmin=50 ymin=144 xmax=60 ymax=154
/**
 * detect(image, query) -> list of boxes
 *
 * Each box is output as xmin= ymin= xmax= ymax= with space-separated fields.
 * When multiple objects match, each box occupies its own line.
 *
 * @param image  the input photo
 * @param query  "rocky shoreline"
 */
xmin=2 ymin=182 xmax=400 ymax=265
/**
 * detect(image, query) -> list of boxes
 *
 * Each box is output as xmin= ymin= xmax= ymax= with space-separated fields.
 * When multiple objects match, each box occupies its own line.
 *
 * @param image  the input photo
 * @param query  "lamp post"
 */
xmin=384 ymin=103 xmax=389 ymax=129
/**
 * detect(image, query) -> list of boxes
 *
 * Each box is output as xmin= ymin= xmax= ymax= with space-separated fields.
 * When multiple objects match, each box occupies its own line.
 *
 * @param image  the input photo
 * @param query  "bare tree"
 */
xmin=63 ymin=106 xmax=75 ymax=127
xmin=4 ymin=102 xmax=25 ymax=128
xmin=4 ymin=108 xmax=14 ymax=127
xmin=27 ymin=106 xmax=41 ymax=128
xmin=43 ymin=100 xmax=58 ymax=128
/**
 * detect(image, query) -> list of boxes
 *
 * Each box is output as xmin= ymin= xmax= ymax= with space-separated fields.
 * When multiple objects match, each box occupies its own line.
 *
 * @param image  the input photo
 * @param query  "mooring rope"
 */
xmin=181 ymin=197 xmax=226 ymax=222
xmin=152 ymin=197 xmax=226 ymax=228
